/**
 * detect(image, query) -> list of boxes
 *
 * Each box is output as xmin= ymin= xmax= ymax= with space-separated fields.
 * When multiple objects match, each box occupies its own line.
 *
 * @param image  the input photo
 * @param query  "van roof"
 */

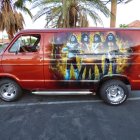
xmin=18 ymin=27 xmax=140 ymax=34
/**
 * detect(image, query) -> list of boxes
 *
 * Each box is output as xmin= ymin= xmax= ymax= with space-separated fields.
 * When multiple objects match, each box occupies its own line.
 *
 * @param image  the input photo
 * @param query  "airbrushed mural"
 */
xmin=49 ymin=31 xmax=133 ymax=81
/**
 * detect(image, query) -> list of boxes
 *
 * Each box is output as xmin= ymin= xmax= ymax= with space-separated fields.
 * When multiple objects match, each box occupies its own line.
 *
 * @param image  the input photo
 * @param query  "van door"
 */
xmin=2 ymin=34 xmax=44 ymax=90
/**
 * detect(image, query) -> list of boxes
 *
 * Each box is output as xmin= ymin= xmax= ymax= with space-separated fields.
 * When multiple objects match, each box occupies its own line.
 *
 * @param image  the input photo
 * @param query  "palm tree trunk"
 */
xmin=62 ymin=0 xmax=67 ymax=27
xmin=110 ymin=0 xmax=117 ymax=27
xmin=7 ymin=29 xmax=14 ymax=41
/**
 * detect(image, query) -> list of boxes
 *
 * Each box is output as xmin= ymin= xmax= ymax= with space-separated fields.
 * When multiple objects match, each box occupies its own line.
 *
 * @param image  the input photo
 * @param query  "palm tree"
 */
xmin=0 ymin=0 xmax=32 ymax=40
xmin=14 ymin=0 xmax=32 ymax=18
xmin=32 ymin=0 xmax=110 ymax=28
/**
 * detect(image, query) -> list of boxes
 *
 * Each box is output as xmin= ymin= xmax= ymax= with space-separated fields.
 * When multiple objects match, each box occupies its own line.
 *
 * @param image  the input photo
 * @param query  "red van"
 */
xmin=0 ymin=28 xmax=139 ymax=105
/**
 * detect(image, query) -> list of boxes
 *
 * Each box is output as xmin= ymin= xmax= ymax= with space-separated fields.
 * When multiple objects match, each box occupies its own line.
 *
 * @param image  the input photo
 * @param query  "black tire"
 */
xmin=0 ymin=79 xmax=22 ymax=102
xmin=100 ymin=80 xmax=129 ymax=105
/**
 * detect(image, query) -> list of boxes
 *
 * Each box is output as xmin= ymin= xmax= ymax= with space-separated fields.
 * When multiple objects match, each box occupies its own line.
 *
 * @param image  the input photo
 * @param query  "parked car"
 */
xmin=0 ymin=28 xmax=139 ymax=105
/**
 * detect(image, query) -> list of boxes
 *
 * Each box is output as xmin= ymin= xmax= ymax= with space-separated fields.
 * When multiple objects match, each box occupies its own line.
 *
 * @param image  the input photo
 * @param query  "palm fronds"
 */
xmin=0 ymin=0 xmax=31 ymax=40
xmin=32 ymin=0 xmax=110 ymax=28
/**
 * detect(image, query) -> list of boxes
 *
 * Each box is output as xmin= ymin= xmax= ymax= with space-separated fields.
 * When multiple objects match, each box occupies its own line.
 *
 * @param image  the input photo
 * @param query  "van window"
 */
xmin=9 ymin=35 xmax=40 ymax=53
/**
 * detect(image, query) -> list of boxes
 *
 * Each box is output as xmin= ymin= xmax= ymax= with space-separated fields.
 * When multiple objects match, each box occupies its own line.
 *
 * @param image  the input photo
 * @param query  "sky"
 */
xmin=105 ymin=0 xmax=140 ymax=27
xmin=0 ymin=0 xmax=140 ymax=38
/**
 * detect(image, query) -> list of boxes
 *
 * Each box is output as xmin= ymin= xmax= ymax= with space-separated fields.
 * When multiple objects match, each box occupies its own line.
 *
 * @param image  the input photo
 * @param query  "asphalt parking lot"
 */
xmin=0 ymin=91 xmax=140 ymax=140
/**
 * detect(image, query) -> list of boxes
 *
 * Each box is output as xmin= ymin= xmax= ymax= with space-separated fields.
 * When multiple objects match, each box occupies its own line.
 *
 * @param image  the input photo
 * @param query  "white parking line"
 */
xmin=128 ymin=97 xmax=140 ymax=100
xmin=0 ymin=97 xmax=140 ymax=108
xmin=47 ymin=99 xmax=102 ymax=105
xmin=0 ymin=100 xmax=102 ymax=108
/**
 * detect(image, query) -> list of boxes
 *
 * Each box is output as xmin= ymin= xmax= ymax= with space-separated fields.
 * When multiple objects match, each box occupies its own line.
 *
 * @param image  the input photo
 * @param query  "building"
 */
xmin=128 ymin=20 xmax=140 ymax=28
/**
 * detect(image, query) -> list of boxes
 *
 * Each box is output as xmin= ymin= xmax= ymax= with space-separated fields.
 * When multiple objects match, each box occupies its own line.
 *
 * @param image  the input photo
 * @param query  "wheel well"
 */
xmin=0 ymin=77 xmax=30 ymax=92
xmin=97 ymin=76 xmax=130 ymax=92
xmin=0 ymin=76 xmax=21 ymax=86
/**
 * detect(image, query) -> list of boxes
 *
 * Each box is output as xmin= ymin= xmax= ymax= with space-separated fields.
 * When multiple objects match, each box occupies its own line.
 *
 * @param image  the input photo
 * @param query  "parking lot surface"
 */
xmin=0 ymin=91 xmax=140 ymax=140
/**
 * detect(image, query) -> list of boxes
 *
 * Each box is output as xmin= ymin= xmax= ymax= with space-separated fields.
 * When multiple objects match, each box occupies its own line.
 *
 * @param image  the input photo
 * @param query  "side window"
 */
xmin=9 ymin=35 xmax=40 ymax=53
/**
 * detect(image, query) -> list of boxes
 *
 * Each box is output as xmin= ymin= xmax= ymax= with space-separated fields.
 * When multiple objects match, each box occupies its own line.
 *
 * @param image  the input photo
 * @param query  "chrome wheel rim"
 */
xmin=0 ymin=83 xmax=16 ymax=100
xmin=106 ymin=85 xmax=125 ymax=103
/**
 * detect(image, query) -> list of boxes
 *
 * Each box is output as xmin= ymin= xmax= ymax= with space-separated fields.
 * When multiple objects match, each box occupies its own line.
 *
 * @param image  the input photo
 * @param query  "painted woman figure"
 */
xmin=62 ymin=34 xmax=80 ymax=80
xmin=91 ymin=34 xmax=103 ymax=79
xmin=78 ymin=33 xmax=94 ymax=80
xmin=104 ymin=33 xmax=119 ymax=75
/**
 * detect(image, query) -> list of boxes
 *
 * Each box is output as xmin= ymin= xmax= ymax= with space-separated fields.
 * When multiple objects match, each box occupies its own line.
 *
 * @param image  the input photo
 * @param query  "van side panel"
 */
xmin=43 ymin=29 xmax=139 ymax=90
xmin=43 ymin=32 xmax=98 ymax=90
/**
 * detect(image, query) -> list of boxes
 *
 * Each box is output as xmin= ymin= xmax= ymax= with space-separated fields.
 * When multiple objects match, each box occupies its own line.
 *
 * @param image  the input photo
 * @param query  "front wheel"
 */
xmin=0 ymin=79 xmax=22 ymax=102
xmin=100 ymin=80 xmax=129 ymax=105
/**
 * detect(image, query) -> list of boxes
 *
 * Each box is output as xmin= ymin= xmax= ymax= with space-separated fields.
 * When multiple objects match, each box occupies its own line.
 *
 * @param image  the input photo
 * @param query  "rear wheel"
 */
xmin=100 ymin=80 xmax=129 ymax=105
xmin=0 ymin=79 xmax=22 ymax=102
